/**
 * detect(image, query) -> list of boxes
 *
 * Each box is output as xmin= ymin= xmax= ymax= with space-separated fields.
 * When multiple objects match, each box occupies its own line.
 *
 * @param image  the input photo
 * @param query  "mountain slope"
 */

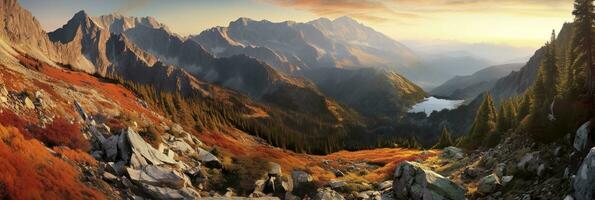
xmin=297 ymin=68 xmax=427 ymax=121
xmin=431 ymin=63 xmax=524 ymax=100
xmin=490 ymin=23 xmax=574 ymax=101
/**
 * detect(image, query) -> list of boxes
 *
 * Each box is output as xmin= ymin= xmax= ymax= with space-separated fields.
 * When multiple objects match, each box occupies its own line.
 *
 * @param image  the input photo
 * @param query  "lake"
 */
xmin=409 ymin=96 xmax=465 ymax=115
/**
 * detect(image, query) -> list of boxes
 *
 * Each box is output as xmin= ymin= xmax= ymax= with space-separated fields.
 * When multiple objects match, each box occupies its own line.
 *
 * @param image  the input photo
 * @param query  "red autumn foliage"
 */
xmin=53 ymin=147 xmax=98 ymax=167
xmin=29 ymin=118 xmax=91 ymax=151
xmin=0 ymin=109 xmax=30 ymax=137
xmin=0 ymin=124 xmax=105 ymax=200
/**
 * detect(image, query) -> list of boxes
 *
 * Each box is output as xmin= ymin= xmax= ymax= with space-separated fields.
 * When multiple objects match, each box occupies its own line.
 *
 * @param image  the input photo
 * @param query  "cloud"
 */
xmin=260 ymin=0 xmax=420 ymax=23
xmin=115 ymin=0 xmax=151 ymax=14
xmin=262 ymin=0 xmax=572 ymax=23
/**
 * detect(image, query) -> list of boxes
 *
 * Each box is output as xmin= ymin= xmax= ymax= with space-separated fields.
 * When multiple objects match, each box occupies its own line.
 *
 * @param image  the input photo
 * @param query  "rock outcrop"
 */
xmin=573 ymin=147 xmax=595 ymax=200
xmin=393 ymin=161 xmax=465 ymax=200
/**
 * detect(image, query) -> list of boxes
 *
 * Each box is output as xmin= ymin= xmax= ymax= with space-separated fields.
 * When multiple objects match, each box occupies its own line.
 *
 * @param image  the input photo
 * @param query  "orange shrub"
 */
xmin=0 ymin=109 xmax=30 ymax=137
xmin=0 ymin=124 xmax=105 ymax=200
xmin=53 ymin=147 xmax=98 ymax=167
xmin=29 ymin=118 xmax=91 ymax=151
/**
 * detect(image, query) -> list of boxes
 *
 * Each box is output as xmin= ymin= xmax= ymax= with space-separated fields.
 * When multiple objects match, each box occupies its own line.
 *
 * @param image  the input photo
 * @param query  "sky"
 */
xmin=20 ymin=0 xmax=575 ymax=50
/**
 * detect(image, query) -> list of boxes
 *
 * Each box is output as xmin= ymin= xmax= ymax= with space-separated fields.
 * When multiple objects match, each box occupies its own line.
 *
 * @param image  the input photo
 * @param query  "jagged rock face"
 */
xmin=393 ymin=161 xmax=465 ymax=200
xmin=192 ymin=17 xmax=420 ymax=75
xmin=0 ymin=0 xmax=62 ymax=64
xmin=574 ymin=121 xmax=591 ymax=152
xmin=573 ymin=147 xmax=595 ymax=200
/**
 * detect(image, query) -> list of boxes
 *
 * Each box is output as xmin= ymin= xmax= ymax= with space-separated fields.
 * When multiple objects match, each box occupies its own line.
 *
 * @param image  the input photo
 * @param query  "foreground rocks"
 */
xmin=573 ymin=147 xmax=595 ymax=200
xmin=393 ymin=161 xmax=465 ymax=200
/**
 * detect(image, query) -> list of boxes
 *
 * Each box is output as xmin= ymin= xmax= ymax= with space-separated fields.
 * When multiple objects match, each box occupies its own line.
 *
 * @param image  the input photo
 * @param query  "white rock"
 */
xmin=126 ymin=128 xmax=177 ymax=165
xmin=23 ymin=97 xmax=34 ymax=109
xmin=127 ymin=165 xmax=186 ymax=189
xmin=393 ymin=161 xmax=465 ymax=200
xmin=314 ymin=188 xmax=345 ymax=200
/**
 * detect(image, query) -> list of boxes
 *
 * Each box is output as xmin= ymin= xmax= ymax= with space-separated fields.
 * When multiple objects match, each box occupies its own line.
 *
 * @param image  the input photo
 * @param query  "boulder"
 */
xmin=127 ymin=165 xmax=186 ymax=189
xmin=441 ymin=146 xmax=464 ymax=160
xmin=478 ymin=174 xmax=501 ymax=194
xmin=126 ymin=128 xmax=177 ymax=165
xmin=314 ymin=188 xmax=345 ymax=200
xmin=263 ymin=176 xmax=288 ymax=196
xmin=327 ymin=180 xmax=346 ymax=189
xmin=292 ymin=170 xmax=313 ymax=189
xmin=196 ymin=147 xmax=222 ymax=168
xmin=107 ymin=161 xmax=127 ymax=176
xmin=573 ymin=147 xmax=595 ymax=200
xmin=393 ymin=161 xmax=465 ymax=200
xmin=117 ymin=133 xmax=131 ymax=162
xmin=140 ymin=183 xmax=199 ymax=200
xmin=573 ymin=121 xmax=590 ymax=152
xmin=537 ymin=164 xmax=546 ymax=177
xmin=102 ymin=135 xmax=119 ymax=161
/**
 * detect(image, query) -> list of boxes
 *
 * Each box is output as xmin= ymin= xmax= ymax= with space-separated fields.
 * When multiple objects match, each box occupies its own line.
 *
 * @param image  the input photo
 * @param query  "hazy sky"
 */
xmin=20 ymin=0 xmax=575 ymax=49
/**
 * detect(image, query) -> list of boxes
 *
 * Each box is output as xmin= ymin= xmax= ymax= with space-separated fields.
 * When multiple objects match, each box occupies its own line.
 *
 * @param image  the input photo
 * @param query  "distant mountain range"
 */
xmin=0 ymin=0 xmax=430 ymax=143
xmin=431 ymin=63 xmax=524 ymax=101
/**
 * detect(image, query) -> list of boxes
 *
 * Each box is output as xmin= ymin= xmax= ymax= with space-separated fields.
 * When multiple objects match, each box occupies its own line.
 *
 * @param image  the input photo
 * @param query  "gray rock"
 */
xmin=494 ymin=163 xmax=507 ymax=178
xmin=377 ymin=180 xmax=393 ymax=191
xmin=140 ymin=183 xmax=198 ymax=200
xmin=573 ymin=147 xmax=595 ymax=200
xmin=393 ymin=161 xmax=465 ymax=200
xmin=292 ymin=170 xmax=313 ymax=189
xmin=478 ymin=174 xmax=501 ymax=194
xmin=331 ymin=168 xmax=345 ymax=177
xmin=126 ymin=128 xmax=177 ymax=165
xmin=573 ymin=121 xmax=590 ymax=152
xmin=169 ymin=140 xmax=195 ymax=154
xmin=117 ymin=132 xmax=131 ymax=162
xmin=107 ymin=161 xmax=127 ymax=176
xmin=127 ymin=165 xmax=186 ymax=189
xmin=314 ymin=188 xmax=345 ymax=200
xmin=501 ymin=176 xmax=513 ymax=185
xmin=102 ymin=135 xmax=119 ymax=161
xmin=196 ymin=147 xmax=222 ymax=168
xmin=327 ymin=180 xmax=346 ymax=189
xmin=441 ymin=146 xmax=464 ymax=160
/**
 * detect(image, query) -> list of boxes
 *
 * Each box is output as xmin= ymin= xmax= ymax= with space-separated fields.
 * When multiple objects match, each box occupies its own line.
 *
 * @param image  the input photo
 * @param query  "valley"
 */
xmin=0 ymin=0 xmax=594 ymax=200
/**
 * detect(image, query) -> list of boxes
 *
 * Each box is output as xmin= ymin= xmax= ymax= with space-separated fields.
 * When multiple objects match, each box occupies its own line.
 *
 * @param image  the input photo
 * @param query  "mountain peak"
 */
xmin=73 ymin=10 xmax=90 ymax=19
xmin=334 ymin=16 xmax=359 ymax=24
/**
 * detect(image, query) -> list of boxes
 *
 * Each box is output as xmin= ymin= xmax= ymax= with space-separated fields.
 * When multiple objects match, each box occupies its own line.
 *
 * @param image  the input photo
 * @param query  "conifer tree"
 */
xmin=432 ymin=126 xmax=454 ymax=149
xmin=464 ymin=93 xmax=497 ymax=149
xmin=572 ymin=0 xmax=594 ymax=94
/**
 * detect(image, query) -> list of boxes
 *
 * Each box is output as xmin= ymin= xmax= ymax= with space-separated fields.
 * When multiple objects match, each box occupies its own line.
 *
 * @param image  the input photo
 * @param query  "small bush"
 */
xmin=53 ymin=147 xmax=98 ymax=167
xmin=29 ymin=118 xmax=90 ymax=151
xmin=0 ymin=109 xmax=30 ymax=137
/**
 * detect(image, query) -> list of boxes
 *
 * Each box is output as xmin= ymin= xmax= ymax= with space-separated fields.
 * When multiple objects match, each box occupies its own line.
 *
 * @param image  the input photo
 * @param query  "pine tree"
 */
xmin=432 ymin=126 xmax=454 ymax=149
xmin=497 ymin=101 xmax=510 ymax=133
xmin=464 ymin=93 xmax=498 ymax=149
xmin=542 ymin=30 xmax=560 ymax=100
xmin=572 ymin=0 xmax=594 ymax=94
